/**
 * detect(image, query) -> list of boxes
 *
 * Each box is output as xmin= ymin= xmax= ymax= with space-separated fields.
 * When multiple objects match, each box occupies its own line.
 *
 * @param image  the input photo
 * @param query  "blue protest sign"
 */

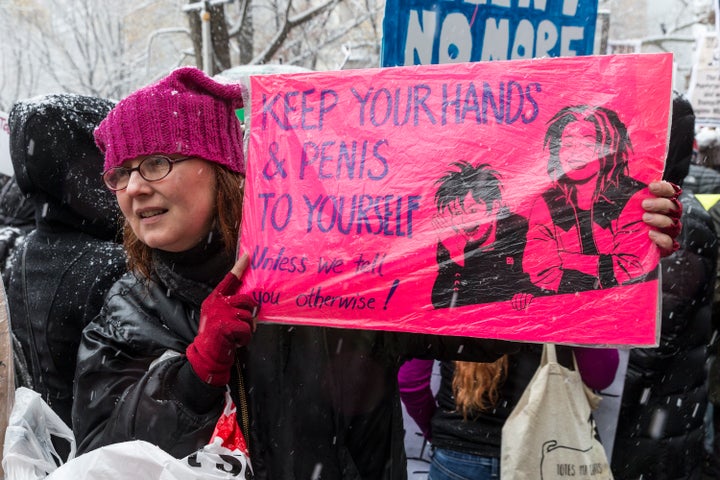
xmin=381 ymin=0 xmax=599 ymax=67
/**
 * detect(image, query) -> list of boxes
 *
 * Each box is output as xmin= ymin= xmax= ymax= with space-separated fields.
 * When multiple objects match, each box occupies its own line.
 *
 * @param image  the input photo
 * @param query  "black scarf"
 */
xmin=152 ymin=233 xmax=234 ymax=308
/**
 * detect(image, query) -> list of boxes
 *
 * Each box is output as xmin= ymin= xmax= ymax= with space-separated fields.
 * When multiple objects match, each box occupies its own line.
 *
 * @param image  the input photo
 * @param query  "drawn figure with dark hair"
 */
xmin=523 ymin=105 xmax=655 ymax=294
xmin=432 ymin=161 xmax=542 ymax=309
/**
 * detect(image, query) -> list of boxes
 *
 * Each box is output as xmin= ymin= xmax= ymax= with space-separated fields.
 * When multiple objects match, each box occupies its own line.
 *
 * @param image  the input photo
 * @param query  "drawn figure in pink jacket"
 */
xmin=523 ymin=105 xmax=656 ymax=294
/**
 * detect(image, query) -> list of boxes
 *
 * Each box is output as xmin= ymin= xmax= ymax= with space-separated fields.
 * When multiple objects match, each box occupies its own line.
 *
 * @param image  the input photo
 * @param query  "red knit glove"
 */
xmin=186 ymin=272 xmax=257 ymax=386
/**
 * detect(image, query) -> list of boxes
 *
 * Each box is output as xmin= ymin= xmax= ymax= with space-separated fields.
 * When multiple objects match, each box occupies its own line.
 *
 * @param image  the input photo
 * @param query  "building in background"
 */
xmin=599 ymin=0 xmax=715 ymax=92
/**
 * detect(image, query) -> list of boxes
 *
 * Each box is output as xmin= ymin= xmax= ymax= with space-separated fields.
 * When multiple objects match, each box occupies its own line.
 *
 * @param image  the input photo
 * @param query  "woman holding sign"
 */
xmin=72 ymin=67 xmax=256 ymax=458
xmin=523 ymin=105 xmax=675 ymax=294
xmin=73 ymin=66 xmax=682 ymax=480
xmin=71 ymin=66 xmax=515 ymax=479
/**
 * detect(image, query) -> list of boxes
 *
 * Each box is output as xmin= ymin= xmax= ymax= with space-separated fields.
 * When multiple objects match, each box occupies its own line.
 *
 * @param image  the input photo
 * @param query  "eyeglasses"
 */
xmin=102 ymin=155 xmax=193 ymax=191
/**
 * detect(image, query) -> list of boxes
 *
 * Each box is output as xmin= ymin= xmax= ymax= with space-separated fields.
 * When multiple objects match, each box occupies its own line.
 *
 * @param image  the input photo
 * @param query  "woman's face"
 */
xmin=558 ymin=120 xmax=601 ymax=183
xmin=116 ymin=156 xmax=217 ymax=252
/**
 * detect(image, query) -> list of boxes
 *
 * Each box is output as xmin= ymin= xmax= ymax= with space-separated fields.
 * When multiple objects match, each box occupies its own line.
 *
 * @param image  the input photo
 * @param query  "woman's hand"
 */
xmin=643 ymin=181 xmax=682 ymax=256
xmin=229 ymin=253 xmax=251 ymax=281
xmin=186 ymin=253 xmax=258 ymax=386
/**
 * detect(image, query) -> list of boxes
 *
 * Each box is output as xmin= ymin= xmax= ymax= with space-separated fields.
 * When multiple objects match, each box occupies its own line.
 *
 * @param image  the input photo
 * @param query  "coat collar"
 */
xmin=542 ymin=176 xmax=645 ymax=231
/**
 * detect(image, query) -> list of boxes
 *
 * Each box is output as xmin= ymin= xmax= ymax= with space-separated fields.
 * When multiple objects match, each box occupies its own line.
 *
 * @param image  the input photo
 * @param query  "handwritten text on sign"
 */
xmin=240 ymin=53 xmax=672 ymax=346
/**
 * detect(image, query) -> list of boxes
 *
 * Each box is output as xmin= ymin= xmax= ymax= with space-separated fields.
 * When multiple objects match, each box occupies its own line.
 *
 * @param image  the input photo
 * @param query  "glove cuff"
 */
xmin=186 ymin=343 xmax=232 ymax=386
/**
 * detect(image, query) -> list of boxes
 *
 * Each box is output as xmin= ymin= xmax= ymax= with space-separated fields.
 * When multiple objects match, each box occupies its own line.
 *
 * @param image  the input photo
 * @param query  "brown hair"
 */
xmin=452 ymin=355 xmax=508 ymax=418
xmin=123 ymin=163 xmax=244 ymax=279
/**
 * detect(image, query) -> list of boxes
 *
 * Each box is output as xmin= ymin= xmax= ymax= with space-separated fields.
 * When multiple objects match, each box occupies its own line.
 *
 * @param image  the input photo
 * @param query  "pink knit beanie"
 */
xmin=95 ymin=66 xmax=245 ymax=174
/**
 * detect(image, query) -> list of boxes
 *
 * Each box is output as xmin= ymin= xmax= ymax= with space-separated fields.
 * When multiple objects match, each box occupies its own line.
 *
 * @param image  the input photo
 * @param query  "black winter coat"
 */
xmin=73 ymin=271 xmax=230 ymax=457
xmin=73 ymin=269 xmax=514 ymax=480
xmin=6 ymin=94 xmax=125 ymax=427
xmin=6 ymin=220 xmax=124 ymax=426
xmin=684 ymin=164 xmax=720 ymax=194
xmin=611 ymin=191 xmax=718 ymax=479
xmin=246 ymin=325 xmax=512 ymax=479
xmin=0 ymin=177 xmax=34 ymax=280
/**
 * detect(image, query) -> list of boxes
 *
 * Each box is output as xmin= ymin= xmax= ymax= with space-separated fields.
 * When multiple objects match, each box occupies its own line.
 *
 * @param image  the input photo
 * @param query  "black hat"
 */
xmin=664 ymin=92 xmax=695 ymax=187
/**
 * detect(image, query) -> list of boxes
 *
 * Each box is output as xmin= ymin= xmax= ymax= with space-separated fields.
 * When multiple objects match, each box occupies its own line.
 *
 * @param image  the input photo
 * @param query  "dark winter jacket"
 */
xmin=0 ymin=175 xmax=34 ymax=229
xmin=0 ymin=176 xmax=35 ymax=280
xmin=5 ymin=94 xmax=125 ymax=427
xmin=73 ymin=249 xmax=514 ymax=479
xmin=73 ymin=270 xmax=231 ymax=457
xmin=611 ymin=190 xmax=717 ymax=479
xmin=684 ymin=164 xmax=720 ymax=194
xmin=247 ymin=326 xmax=514 ymax=479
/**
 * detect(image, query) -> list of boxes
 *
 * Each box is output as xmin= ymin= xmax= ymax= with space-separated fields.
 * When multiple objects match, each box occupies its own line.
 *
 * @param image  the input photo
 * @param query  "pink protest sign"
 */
xmin=239 ymin=52 xmax=672 ymax=346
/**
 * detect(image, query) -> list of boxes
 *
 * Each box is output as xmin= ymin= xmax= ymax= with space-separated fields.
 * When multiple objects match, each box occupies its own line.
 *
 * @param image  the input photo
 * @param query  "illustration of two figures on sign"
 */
xmin=431 ymin=105 xmax=654 ymax=310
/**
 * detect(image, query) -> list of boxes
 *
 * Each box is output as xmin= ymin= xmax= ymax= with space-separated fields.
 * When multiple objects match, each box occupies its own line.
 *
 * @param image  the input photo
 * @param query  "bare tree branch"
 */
xmin=227 ymin=0 xmax=252 ymax=37
xmin=250 ymin=0 xmax=340 ymax=65
xmin=283 ymin=7 xmax=379 ymax=66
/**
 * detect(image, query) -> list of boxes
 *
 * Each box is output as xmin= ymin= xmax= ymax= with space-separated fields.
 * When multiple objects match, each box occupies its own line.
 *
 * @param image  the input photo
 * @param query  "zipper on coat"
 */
xmin=234 ymin=357 xmax=251 ymax=451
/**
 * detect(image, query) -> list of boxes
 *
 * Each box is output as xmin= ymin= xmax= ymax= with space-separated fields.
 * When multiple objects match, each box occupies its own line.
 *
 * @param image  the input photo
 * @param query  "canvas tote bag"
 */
xmin=501 ymin=344 xmax=612 ymax=480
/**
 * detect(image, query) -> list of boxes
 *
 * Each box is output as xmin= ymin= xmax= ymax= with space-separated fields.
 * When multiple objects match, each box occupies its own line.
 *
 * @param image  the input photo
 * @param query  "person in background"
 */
xmin=0 ymin=176 xmax=34 ymax=279
xmin=685 ymin=129 xmax=720 ymax=194
xmin=0 ymin=174 xmax=36 ymax=389
xmin=700 ymin=130 xmax=720 ymax=480
xmin=5 ymin=94 xmax=126 ymax=433
xmin=612 ymin=93 xmax=717 ymax=480
xmin=399 ymin=283 xmax=677 ymax=479
xmin=628 ymin=93 xmax=718 ymax=480
xmin=684 ymin=163 xmax=720 ymax=195
xmin=414 ymin=346 xmax=617 ymax=480
xmin=706 ymin=198 xmax=720 ymax=479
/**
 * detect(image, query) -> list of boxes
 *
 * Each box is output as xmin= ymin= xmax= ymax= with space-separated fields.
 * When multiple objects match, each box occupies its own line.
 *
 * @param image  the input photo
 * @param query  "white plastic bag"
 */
xmin=2 ymin=387 xmax=76 ymax=480
xmin=45 ymin=390 xmax=252 ymax=480
xmin=45 ymin=439 xmax=252 ymax=480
